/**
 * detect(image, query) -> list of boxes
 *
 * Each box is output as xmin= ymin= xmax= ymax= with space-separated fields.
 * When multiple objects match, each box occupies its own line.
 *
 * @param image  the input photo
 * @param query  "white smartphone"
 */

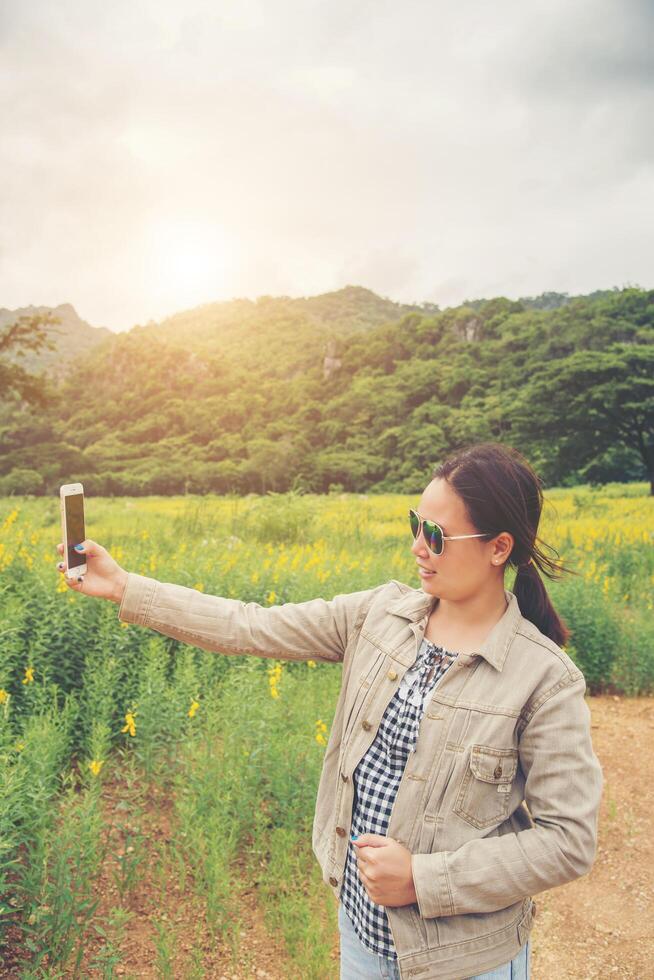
xmin=60 ymin=483 xmax=87 ymax=579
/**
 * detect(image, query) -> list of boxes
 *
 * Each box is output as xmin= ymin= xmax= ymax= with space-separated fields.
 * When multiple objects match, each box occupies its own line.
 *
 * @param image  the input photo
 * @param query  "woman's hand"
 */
xmin=352 ymin=833 xmax=419 ymax=907
xmin=56 ymin=540 xmax=128 ymax=604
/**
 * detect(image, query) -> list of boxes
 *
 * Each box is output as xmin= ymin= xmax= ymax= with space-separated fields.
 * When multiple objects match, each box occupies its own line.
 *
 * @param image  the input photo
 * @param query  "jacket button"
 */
xmin=362 ymin=720 xmax=372 ymax=731
xmin=336 ymin=826 xmax=346 ymax=837
xmin=387 ymin=669 xmax=398 ymax=681
xmin=329 ymin=876 xmax=338 ymax=887
xmin=494 ymin=764 xmax=503 ymax=778
xmin=341 ymin=772 xmax=349 ymax=782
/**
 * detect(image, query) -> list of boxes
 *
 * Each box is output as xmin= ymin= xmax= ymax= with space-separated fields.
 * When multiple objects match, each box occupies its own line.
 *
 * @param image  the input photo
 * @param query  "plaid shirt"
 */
xmin=340 ymin=637 xmax=459 ymax=958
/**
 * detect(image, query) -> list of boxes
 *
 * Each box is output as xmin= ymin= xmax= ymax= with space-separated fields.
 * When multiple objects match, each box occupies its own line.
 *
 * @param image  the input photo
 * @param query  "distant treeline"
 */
xmin=0 ymin=286 xmax=652 ymax=495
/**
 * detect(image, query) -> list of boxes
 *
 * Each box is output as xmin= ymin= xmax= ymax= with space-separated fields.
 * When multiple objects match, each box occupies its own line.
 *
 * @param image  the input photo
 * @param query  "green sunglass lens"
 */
xmin=424 ymin=521 xmax=443 ymax=554
xmin=409 ymin=511 xmax=443 ymax=554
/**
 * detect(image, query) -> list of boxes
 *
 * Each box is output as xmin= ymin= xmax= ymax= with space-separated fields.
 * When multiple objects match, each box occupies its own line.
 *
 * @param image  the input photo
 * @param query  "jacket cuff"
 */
xmin=411 ymin=851 xmax=452 ymax=919
xmin=118 ymin=572 xmax=158 ymax=626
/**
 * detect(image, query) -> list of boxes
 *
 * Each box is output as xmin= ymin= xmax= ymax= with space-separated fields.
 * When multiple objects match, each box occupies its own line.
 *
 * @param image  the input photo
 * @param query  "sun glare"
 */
xmin=143 ymin=217 xmax=232 ymax=315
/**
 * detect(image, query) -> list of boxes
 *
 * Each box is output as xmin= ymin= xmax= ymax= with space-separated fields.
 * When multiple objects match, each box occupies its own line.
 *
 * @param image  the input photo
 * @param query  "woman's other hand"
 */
xmin=56 ymin=540 xmax=128 ymax=604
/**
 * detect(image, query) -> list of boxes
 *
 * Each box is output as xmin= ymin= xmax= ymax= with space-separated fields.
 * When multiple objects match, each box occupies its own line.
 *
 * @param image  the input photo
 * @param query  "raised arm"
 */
xmin=118 ymin=570 xmax=387 ymax=664
xmin=57 ymin=539 xmax=386 ymax=665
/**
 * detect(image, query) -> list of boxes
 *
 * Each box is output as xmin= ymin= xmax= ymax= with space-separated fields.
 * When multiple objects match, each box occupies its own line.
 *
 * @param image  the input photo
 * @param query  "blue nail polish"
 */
xmin=351 ymin=834 xmax=359 ymax=840
xmin=74 ymin=544 xmax=84 ymax=551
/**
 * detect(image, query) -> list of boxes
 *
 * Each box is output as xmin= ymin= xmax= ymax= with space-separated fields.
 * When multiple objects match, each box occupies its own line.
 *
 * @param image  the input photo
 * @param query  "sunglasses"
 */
xmin=409 ymin=508 xmax=490 ymax=556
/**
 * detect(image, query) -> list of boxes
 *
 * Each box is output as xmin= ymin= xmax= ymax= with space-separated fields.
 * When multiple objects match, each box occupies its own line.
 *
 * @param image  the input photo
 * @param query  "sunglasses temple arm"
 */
xmin=443 ymin=533 xmax=488 ymax=540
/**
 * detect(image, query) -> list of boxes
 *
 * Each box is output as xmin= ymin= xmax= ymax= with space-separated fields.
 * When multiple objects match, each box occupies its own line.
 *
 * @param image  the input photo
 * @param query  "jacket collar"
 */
xmin=386 ymin=582 xmax=523 ymax=672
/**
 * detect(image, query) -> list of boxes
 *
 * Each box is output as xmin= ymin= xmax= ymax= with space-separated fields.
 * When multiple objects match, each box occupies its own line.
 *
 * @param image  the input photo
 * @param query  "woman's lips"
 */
xmin=417 ymin=566 xmax=436 ymax=578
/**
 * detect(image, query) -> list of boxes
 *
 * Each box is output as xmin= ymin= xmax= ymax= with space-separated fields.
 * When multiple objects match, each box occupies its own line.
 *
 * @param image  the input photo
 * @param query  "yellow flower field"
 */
xmin=0 ymin=485 xmax=651 ymax=976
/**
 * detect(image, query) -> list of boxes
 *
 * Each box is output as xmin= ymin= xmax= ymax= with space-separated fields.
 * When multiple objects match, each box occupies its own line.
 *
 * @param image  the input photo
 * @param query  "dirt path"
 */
xmin=526 ymin=694 xmax=654 ymax=979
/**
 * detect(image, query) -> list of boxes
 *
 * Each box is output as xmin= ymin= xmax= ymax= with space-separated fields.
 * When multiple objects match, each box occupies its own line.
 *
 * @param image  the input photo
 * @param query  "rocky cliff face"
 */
xmin=323 ymin=338 xmax=342 ymax=378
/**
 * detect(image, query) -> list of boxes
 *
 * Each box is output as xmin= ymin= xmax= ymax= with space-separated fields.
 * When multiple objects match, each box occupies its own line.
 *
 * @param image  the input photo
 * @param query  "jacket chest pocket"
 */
xmin=453 ymin=744 xmax=519 ymax=830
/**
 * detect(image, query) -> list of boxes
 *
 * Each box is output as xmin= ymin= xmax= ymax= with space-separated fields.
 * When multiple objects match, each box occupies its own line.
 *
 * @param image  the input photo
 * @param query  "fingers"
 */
xmin=55 ymin=552 xmax=86 ymax=587
xmin=56 ymin=538 xmax=98 ymax=558
xmin=55 ymin=563 xmax=85 ymax=589
xmin=78 ymin=539 xmax=109 ymax=561
xmin=55 ymin=538 xmax=103 ymax=571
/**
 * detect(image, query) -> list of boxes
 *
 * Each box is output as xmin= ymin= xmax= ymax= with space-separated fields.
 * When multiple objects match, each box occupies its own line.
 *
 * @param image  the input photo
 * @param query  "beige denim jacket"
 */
xmin=118 ymin=574 xmax=604 ymax=980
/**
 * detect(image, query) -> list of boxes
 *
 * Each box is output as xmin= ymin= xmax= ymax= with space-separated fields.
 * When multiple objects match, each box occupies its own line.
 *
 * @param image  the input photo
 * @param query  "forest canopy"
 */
xmin=0 ymin=285 xmax=652 ymax=496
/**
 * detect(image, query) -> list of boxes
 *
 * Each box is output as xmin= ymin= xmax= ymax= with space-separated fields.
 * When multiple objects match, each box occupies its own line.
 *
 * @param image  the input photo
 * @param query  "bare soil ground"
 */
xmin=2 ymin=694 xmax=652 ymax=978
xmin=525 ymin=694 xmax=654 ymax=979
xmin=76 ymin=776 xmax=293 ymax=980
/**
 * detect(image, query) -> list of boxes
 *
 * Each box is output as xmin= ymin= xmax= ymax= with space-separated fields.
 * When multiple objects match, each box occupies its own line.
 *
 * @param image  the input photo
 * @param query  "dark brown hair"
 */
xmin=432 ymin=442 xmax=576 ymax=647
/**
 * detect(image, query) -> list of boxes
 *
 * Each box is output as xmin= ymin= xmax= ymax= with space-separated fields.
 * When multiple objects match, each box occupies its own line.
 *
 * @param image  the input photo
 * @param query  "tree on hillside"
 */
xmin=510 ymin=344 xmax=654 ymax=494
xmin=0 ymin=312 xmax=58 ymax=405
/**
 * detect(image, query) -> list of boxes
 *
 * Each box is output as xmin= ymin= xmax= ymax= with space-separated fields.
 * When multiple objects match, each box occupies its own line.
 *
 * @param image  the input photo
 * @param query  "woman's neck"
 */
xmin=424 ymin=586 xmax=509 ymax=653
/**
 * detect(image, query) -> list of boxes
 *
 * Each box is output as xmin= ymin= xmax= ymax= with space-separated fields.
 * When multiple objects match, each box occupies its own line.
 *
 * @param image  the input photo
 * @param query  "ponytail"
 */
xmin=512 ymin=558 xmax=573 ymax=648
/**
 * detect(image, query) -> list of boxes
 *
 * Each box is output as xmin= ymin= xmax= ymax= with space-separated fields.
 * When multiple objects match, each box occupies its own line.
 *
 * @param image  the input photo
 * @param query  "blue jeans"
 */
xmin=338 ymin=901 xmax=531 ymax=979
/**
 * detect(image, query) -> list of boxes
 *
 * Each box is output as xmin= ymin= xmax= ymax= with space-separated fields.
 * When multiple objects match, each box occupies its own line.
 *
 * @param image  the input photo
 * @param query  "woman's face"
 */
xmin=411 ymin=477 xmax=509 ymax=600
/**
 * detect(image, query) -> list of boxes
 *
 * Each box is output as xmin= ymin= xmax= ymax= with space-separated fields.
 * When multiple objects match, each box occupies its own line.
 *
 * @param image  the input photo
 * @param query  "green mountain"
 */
xmin=128 ymin=285 xmax=423 ymax=379
xmin=0 ymin=303 xmax=111 ymax=378
xmin=0 ymin=286 xmax=652 ymax=496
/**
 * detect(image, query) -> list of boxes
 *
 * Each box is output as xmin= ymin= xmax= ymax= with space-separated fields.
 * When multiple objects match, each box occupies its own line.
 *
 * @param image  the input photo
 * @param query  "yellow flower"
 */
xmin=314 ymin=719 xmax=328 ymax=745
xmin=194 ymin=583 xmax=204 ymax=592
xmin=88 ymin=759 xmax=104 ymax=776
xmin=0 ymin=689 xmax=8 ymax=704
xmin=22 ymin=666 xmax=34 ymax=685
xmin=14 ymin=740 xmax=25 ymax=752
xmin=307 ymin=660 xmax=316 ymax=668
xmin=267 ymin=661 xmax=283 ymax=696
xmin=188 ymin=699 xmax=200 ymax=718
xmin=1 ymin=509 xmax=19 ymax=532
xmin=121 ymin=711 xmax=137 ymax=737
xmin=266 ymin=590 xmax=276 ymax=605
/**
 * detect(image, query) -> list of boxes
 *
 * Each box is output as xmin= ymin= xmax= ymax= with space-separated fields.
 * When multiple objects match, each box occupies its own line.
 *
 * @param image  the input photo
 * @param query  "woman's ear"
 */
xmin=490 ymin=532 xmax=514 ymax=567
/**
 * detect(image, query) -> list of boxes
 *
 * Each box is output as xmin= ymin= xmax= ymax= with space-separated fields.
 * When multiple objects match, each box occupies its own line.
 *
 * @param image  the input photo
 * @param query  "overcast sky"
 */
xmin=1 ymin=0 xmax=652 ymax=332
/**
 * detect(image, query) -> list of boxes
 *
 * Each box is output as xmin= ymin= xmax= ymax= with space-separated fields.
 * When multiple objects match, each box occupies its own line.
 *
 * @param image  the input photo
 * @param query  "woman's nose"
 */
xmin=411 ymin=533 xmax=428 ymax=557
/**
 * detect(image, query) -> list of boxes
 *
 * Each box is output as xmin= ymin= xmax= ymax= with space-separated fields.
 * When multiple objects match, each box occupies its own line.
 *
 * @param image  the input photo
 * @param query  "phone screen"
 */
xmin=65 ymin=493 xmax=86 ymax=569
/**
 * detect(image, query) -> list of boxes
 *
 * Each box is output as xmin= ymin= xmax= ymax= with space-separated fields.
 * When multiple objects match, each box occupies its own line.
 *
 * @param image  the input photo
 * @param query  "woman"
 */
xmin=56 ymin=443 xmax=603 ymax=980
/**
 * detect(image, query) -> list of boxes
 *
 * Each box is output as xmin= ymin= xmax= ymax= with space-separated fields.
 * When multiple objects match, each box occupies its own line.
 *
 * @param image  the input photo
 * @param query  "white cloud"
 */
xmin=0 ymin=0 xmax=652 ymax=330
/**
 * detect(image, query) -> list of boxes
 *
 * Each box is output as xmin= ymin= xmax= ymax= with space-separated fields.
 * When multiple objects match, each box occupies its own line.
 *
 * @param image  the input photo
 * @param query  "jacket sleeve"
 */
xmin=118 ymin=571 xmax=385 ymax=665
xmin=410 ymin=670 xmax=604 ymax=917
